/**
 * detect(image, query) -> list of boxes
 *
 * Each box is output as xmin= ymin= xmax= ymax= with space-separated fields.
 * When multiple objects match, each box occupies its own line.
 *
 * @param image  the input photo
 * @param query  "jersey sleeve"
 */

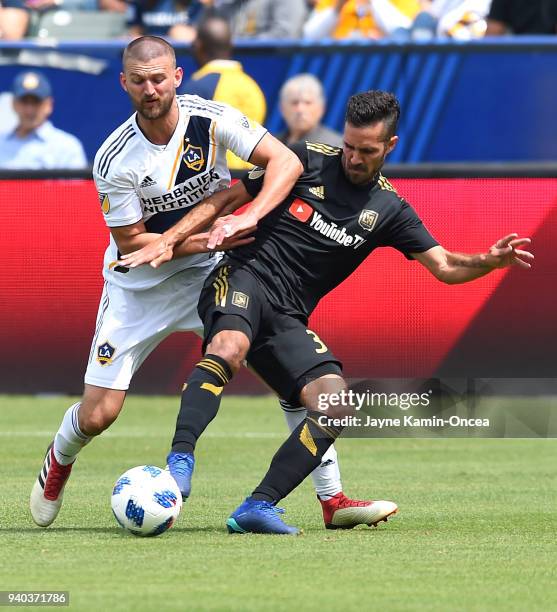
xmin=289 ymin=141 xmax=310 ymax=166
xmin=384 ymin=199 xmax=439 ymax=259
xmin=214 ymin=104 xmax=267 ymax=163
xmin=241 ymin=166 xmax=266 ymax=198
xmin=93 ymin=168 xmax=142 ymax=228
xmin=240 ymin=141 xmax=308 ymax=198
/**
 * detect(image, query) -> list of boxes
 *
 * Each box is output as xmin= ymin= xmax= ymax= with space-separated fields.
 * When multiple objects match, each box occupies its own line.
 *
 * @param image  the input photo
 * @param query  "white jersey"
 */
xmin=93 ymin=94 xmax=267 ymax=291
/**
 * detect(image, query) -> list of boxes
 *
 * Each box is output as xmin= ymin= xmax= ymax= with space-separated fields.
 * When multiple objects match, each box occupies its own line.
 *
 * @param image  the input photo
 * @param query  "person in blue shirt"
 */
xmin=127 ymin=0 xmax=204 ymax=40
xmin=0 ymin=71 xmax=87 ymax=170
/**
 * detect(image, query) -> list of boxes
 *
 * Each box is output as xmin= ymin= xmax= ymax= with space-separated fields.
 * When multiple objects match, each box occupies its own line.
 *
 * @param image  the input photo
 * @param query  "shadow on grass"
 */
xmin=0 ymin=527 xmax=122 ymax=534
xmin=0 ymin=526 xmax=223 ymax=535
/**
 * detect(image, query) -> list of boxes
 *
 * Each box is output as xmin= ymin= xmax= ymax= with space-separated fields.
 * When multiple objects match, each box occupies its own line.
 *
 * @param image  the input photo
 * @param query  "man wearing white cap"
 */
xmin=0 ymin=71 xmax=87 ymax=170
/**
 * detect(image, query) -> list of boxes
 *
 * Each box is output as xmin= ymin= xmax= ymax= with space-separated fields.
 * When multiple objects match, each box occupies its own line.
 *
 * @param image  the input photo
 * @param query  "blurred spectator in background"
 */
xmin=277 ymin=73 xmax=343 ymax=148
xmin=486 ymin=0 xmax=557 ymax=35
xmin=0 ymin=71 xmax=87 ymax=169
xmin=403 ymin=0 xmax=490 ymax=40
xmin=303 ymin=0 xmax=421 ymax=40
xmin=0 ymin=0 xmax=99 ymax=39
xmin=181 ymin=14 xmax=266 ymax=169
xmin=126 ymin=0 xmax=204 ymax=40
xmin=0 ymin=0 xmax=29 ymax=38
xmin=200 ymin=0 xmax=307 ymax=39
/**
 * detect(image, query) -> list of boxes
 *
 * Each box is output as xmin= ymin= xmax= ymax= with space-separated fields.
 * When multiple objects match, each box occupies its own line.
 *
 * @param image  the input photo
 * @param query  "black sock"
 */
xmin=251 ymin=411 xmax=343 ymax=503
xmin=171 ymin=354 xmax=232 ymax=454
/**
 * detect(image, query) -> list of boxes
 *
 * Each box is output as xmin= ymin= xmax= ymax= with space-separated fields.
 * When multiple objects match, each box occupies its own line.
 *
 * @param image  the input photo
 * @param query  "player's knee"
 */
xmin=79 ymin=390 xmax=124 ymax=436
xmin=206 ymin=330 xmax=250 ymax=374
xmin=301 ymin=374 xmax=350 ymax=418
xmin=79 ymin=404 xmax=120 ymax=436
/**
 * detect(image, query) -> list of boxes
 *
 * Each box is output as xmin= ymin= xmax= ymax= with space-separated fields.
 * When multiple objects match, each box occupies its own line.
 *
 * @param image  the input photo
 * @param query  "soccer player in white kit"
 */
xmin=30 ymin=36 xmax=378 ymax=531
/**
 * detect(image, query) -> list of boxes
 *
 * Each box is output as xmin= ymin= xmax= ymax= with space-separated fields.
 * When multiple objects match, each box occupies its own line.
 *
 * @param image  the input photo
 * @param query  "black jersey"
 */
xmin=225 ymin=141 xmax=438 ymax=320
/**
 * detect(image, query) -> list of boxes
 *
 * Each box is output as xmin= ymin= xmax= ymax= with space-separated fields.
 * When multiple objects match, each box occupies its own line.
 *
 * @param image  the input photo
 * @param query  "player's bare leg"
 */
xmin=30 ymin=385 xmax=125 ymax=527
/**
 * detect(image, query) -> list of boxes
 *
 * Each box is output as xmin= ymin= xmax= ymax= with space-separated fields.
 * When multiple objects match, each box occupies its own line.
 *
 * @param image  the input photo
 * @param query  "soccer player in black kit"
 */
xmin=120 ymin=91 xmax=533 ymax=534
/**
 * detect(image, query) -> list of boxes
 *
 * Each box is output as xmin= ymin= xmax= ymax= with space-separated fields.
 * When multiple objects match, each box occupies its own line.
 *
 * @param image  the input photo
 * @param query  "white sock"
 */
xmin=282 ymin=406 xmax=342 ymax=498
xmin=53 ymin=403 xmax=92 ymax=466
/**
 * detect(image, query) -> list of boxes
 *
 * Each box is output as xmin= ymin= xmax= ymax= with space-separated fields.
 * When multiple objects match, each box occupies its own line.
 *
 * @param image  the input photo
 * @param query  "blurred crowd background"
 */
xmin=2 ymin=1 xmax=556 ymax=50
xmin=0 ymin=0 xmax=556 ymax=169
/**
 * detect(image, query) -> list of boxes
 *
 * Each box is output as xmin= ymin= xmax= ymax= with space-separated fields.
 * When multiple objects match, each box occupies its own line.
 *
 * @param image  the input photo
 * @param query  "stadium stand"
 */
xmin=27 ymin=9 xmax=126 ymax=39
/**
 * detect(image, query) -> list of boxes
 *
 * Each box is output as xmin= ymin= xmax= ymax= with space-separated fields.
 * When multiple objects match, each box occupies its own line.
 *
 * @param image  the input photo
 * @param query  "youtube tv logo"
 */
xmin=288 ymin=198 xmax=313 ymax=222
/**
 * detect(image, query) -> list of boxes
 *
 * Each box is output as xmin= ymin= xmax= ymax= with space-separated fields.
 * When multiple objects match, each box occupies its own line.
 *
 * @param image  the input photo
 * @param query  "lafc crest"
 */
xmin=358 ymin=209 xmax=378 ymax=232
xmin=183 ymin=144 xmax=204 ymax=171
xmin=97 ymin=341 xmax=116 ymax=366
xmin=99 ymin=192 xmax=110 ymax=214
xmin=232 ymin=291 xmax=249 ymax=309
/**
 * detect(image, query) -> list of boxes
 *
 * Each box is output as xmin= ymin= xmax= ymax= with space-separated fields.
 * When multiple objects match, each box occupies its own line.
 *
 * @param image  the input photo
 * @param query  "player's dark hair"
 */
xmin=345 ymin=91 xmax=400 ymax=139
xmin=123 ymin=36 xmax=176 ymax=68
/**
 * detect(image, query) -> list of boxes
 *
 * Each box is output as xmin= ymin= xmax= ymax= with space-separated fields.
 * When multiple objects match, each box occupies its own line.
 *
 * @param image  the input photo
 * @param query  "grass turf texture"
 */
xmin=1 ymin=395 xmax=556 ymax=611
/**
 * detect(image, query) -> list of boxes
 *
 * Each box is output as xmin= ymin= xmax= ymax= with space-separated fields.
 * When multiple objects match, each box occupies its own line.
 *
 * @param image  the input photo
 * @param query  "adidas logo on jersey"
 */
xmin=309 ymin=186 xmax=325 ymax=200
xmin=140 ymin=175 xmax=156 ymax=188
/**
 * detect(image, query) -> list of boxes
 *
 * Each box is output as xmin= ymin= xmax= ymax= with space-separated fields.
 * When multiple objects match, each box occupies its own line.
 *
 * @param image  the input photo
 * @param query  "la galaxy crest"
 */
xmin=358 ymin=209 xmax=379 ymax=232
xmin=183 ymin=144 xmax=204 ymax=171
xmin=97 ymin=341 xmax=116 ymax=366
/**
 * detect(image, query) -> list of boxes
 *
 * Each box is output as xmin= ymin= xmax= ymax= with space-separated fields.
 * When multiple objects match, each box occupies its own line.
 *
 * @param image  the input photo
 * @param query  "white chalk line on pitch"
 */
xmin=0 ymin=431 xmax=284 ymax=439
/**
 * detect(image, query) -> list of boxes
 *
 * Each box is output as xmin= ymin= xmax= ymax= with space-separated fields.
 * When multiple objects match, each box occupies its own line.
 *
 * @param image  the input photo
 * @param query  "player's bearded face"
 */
xmin=342 ymin=122 xmax=398 ymax=185
xmin=122 ymin=57 xmax=181 ymax=121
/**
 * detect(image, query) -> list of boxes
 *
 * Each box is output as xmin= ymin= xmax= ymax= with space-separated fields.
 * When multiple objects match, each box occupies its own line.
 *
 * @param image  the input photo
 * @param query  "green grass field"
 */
xmin=1 ymin=395 xmax=556 ymax=611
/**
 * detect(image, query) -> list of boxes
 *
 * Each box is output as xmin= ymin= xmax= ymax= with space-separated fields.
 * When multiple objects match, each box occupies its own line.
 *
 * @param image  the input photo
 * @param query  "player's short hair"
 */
xmin=123 ymin=36 xmax=176 ymax=69
xmin=279 ymin=73 xmax=325 ymax=106
xmin=345 ymin=91 xmax=400 ymax=139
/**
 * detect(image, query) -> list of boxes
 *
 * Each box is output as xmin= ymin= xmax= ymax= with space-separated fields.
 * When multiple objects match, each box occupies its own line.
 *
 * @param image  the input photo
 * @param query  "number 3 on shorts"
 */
xmin=306 ymin=329 xmax=328 ymax=354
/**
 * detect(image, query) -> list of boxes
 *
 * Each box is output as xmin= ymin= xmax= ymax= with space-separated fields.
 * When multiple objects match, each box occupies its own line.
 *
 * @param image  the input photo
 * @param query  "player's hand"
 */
xmin=187 ymin=230 xmax=255 ymax=254
xmin=117 ymin=236 xmax=174 ymax=269
xmin=487 ymin=234 xmax=533 ymax=269
xmin=207 ymin=211 xmax=258 ymax=250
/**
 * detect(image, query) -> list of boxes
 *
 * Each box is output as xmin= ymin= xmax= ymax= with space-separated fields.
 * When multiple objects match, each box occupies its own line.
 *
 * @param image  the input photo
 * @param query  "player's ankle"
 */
xmin=317 ymin=490 xmax=342 ymax=501
xmin=170 ymin=443 xmax=195 ymax=454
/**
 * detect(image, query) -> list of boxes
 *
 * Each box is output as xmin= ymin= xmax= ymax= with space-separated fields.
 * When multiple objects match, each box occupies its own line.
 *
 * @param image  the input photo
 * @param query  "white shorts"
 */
xmin=84 ymin=263 xmax=215 ymax=390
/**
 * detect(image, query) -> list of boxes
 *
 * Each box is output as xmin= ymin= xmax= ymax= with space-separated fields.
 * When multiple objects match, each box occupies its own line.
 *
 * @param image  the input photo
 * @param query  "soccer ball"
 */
xmin=111 ymin=465 xmax=182 ymax=537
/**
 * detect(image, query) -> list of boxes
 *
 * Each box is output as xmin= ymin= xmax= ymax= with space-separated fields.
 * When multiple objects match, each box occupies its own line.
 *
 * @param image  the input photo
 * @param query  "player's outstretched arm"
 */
xmin=412 ymin=234 xmax=534 ymax=284
xmin=208 ymin=133 xmax=303 ymax=249
xmin=117 ymin=181 xmax=252 ymax=269
xmin=176 ymin=230 xmax=255 ymax=256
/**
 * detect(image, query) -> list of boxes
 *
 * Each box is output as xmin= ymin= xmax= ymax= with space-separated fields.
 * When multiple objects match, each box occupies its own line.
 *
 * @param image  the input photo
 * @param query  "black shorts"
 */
xmin=197 ymin=264 xmax=342 ymax=404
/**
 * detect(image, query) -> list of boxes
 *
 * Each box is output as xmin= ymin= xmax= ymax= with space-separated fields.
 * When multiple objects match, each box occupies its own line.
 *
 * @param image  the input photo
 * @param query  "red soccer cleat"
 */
xmin=319 ymin=492 xmax=398 ymax=530
xmin=30 ymin=443 xmax=74 ymax=527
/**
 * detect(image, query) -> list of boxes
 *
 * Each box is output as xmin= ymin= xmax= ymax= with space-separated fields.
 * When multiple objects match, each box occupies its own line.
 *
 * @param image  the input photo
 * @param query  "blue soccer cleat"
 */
xmin=166 ymin=452 xmax=195 ymax=500
xmin=226 ymin=497 xmax=300 ymax=535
